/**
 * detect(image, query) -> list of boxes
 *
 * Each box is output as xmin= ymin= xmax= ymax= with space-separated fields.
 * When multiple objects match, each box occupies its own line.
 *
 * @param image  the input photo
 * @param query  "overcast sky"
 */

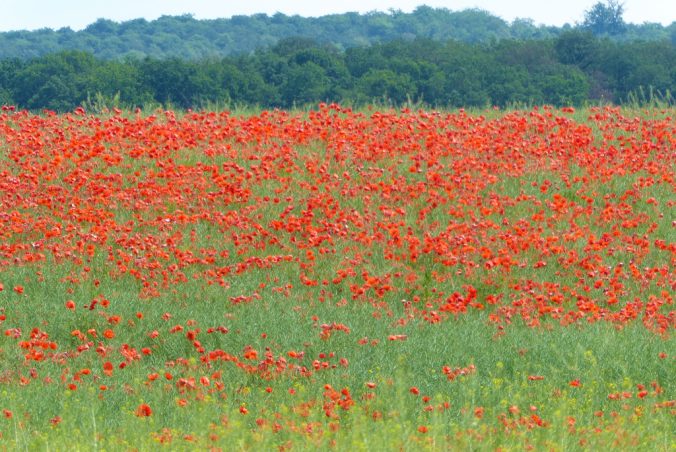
xmin=1 ymin=0 xmax=674 ymax=32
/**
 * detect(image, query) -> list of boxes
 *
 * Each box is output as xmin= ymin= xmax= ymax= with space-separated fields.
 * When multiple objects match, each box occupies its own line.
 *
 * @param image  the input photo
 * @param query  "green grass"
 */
xmin=0 ymin=106 xmax=673 ymax=450
xmin=0 ymin=261 xmax=673 ymax=450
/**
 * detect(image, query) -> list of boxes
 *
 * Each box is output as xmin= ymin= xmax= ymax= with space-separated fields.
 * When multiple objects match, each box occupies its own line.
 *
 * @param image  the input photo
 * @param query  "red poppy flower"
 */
xmin=135 ymin=404 xmax=152 ymax=417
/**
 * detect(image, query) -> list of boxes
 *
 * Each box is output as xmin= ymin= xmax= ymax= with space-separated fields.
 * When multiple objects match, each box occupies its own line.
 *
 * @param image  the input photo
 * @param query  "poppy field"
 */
xmin=0 ymin=104 xmax=673 ymax=450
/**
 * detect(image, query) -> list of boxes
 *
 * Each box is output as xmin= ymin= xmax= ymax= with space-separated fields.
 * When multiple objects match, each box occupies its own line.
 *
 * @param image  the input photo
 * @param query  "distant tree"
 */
xmin=13 ymin=51 xmax=95 ymax=110
xmin=139 ymin=58 xmax=195 ymax=107
xmin=582 ymin=1 xmax=626 ymax=36
xmin=495 ymin=39 xmax=556 ymax=71
xmin=358 ymin=69 xmax=416 ymax=104
xmin=345 ymin=46 xmax=388 ymax=78
xmin=538 ymin=65 xmax=590 ymax=105
xmin=88 ymin=59 xmax=147 ymax=106
xmin=272 ymin=37 xmax=319 ymax=57
xmin=30 ymin=75 xmax=78 ymax=111
xmin=484 ymin=65 xmax=537 ymax=106
xmin=84 ymin=18 xmax=118 ymax=35
xmin=0 ymin=28 xmax=672 ymax=110
xmin=0 ymin=7 xmax=670 ymax=61
xmin=417 ymin=65 xmax=446 ymax=105
xmin=281 ymin=62 xmax=330 ymax=106
xmin=555 ymin=30 xmax=598 ymax=68
xmin=0 ymin=59 xmax=17 ymax=105
xmin=0 ymin=89 xmax=13 ymax=106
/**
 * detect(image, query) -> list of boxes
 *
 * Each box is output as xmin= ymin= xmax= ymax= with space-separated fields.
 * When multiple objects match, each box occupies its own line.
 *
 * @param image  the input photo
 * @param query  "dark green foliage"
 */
xmin=0 ymin=7 xmax=672 ymax=61
xmin=555 ymin=31 xmax=598 ymax=68
xmin=0 ymin=34 xmax=673 ymax=111
xmin=582 ymin=1 xmax=626 ymax=36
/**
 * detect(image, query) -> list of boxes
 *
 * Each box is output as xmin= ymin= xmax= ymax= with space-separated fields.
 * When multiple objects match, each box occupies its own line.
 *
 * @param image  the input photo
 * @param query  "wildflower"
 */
xmin=135 ymin=404 xmax=152 ymax=417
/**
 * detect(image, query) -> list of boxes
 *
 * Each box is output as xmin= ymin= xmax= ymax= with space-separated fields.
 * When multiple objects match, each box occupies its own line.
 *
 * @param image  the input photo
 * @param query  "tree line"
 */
xmin=1 ymin=32 xmax=673 ymax=111
xmin=0 ymin=5 xmax=673 ymax=61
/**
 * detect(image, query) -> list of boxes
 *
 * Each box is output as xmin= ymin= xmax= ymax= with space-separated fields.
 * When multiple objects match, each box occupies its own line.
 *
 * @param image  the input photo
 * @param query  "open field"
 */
xmin=0 ymin=104 xmax=673 ymax=450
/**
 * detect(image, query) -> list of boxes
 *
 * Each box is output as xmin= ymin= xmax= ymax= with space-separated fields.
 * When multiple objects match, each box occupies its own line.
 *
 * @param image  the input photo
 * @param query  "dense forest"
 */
xmin=1 ymin=5 xmax=673 ymax=60
xmin=0 ymin=3 xmax=674 ymax=110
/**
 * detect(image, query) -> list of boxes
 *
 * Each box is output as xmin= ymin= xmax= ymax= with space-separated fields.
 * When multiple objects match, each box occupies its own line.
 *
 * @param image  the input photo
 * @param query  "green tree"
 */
xmin=139 ymin=58 xmax=197 ymax=107
xmin=14 ymin=51 xmax=96 ymax=110
xmin=30 ymin=75 xmax=78 ymax=111
xmin=281 ymin=62 xmax=330 ymax=107
xmin=582 ymin=1 xmax=626 ymax=36
xmin=555 ymin=31 xmax=598 ymax=68
xmin=485 ymin=66 xmax=539 ymax=106
xmin=538 ymin=65 xmax=590 ymax=105
xmin=358 ymin=69 xmax=416 ymax=104
xmin=272 ymin=37 xmax=320 ymax=57
xmin=345 ymin=46 xmax=388 ymax=78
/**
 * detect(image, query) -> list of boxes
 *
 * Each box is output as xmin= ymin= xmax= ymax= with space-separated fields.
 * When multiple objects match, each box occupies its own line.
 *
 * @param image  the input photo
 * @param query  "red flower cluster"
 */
xmin=0 ymin=104 xmax=672 ymax=444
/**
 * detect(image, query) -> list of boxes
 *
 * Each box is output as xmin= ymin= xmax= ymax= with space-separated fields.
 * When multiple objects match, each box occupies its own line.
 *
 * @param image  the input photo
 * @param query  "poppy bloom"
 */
xmin=135 ymin=404 xmax=152 ymax=417
xmin=103 ymin=361 xmax=113 ymax=377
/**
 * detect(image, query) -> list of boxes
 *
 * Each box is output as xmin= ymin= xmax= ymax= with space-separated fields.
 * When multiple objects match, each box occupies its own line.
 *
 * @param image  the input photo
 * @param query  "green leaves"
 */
xmin=0 ymin=33 xmax=673 ymax=111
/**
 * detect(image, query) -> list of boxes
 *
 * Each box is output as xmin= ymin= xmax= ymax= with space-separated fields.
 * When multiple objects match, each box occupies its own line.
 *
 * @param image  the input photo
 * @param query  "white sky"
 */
xmin=1 ymin=0 xmax=674 ymax=32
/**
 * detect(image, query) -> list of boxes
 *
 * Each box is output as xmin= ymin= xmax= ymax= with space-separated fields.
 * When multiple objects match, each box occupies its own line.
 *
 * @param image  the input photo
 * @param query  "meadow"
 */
xmin=0 ymin=104 xmax=673 ymax=450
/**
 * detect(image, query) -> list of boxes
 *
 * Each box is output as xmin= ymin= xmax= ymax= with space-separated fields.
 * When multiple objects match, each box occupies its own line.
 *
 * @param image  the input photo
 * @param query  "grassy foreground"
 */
xmin=0 ymin=104 xmax=673 ymax=450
